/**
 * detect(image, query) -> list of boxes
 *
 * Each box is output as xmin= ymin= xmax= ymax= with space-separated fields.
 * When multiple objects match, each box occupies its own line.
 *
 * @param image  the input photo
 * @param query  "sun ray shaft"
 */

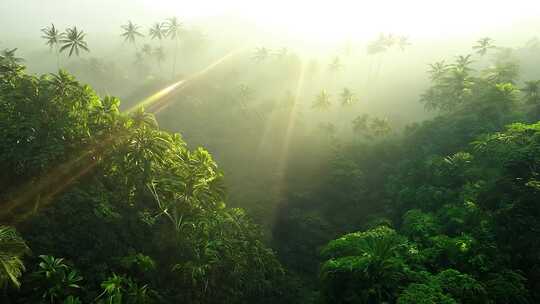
xmin=2 ymin=47 xmax=247 ymax=223
xmin=128 ymin=47 xmax=245 ymax=114
xmin=276 ymin=60 xmax=306 ymax=180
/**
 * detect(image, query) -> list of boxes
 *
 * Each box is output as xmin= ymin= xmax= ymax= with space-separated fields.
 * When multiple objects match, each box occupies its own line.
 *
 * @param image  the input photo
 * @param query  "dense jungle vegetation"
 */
xmin=2 ymin=1 xmax=540 ymax=303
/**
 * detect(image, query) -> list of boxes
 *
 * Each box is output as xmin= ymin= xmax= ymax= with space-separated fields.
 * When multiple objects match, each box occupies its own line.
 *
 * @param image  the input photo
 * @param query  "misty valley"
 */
xmin=1 ymin=1 xmax=540 ymax=303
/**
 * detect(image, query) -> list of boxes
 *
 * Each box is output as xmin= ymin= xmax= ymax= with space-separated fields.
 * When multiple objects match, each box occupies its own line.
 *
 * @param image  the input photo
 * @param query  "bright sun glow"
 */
xmin=146 ymin=0 xmax=540 ymax=43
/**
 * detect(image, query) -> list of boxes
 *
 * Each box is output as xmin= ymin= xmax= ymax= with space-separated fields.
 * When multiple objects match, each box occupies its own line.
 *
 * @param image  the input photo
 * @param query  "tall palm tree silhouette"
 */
xmin=164 ymin=17 xmax=182 ymax=78
xmin=149 ymin=22 xmax=166 ymax=47
xmin=313 ymin=90 xmax=332 ymax=111
xmin=473 ymin=37 xmax=495 ymax=56
xmin=59 ymin=26 xmax=90 ymax=58
xmin=121 ymin=21 xmax=144 ymax=50
xmin=41 ymin=23 xmax=64 ymax=69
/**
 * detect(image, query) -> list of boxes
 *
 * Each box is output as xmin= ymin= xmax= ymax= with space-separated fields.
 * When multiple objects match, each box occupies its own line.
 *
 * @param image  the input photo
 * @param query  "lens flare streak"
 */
xmin=129 ymin=48 xmax=244 ymax=114
xmin=1 ymin=49 xmax=245 ymax=223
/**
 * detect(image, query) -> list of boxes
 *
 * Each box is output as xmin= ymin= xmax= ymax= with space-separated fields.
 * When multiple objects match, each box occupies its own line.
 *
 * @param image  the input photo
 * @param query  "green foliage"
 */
xmin=318 ymin=114 xmax=540 ymax=303
xmin=401 ymin=209 xmax=441 ymax=242
xmin=397 ymin=283 xmax=457 ymax=304
xmin=1 ymin=48 xmax=24 ymax=64
xmin=0 ymin=226 xmax=30 ymax=289
xmin=433 ymin=269 xmax=487 ymax=303
xmin=34 ymin=255 xmax=83 ymax=303
xmin=120 ymin=253 xmax=156 ymax=274
xmin=351 ymin=114 xmax=392 ymax=139
xmin=63 ymin=296 xmax=82 ymax=304
xmin=484 ymin=270 xmax=530 ymax=304
xmin=97 ymin=273 xmax=154 ymax=304
xmin=320 ymin=226 xmax=409 ymax=303
xmin=0 ymin=58 xmax=285 ymax=303
xmin=98 ymin=274 xmax=126 ymax=303
xmin=421 ymin=55 xmax=475 ymax=112
xmin=3 ymin=27 xmax=540 ymax=304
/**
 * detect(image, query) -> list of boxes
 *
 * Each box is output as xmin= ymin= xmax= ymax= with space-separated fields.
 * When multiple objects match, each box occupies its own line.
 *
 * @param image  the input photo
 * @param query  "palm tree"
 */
xmin=252 ymin=47 xmax=269 ymax=62
xmin=141 ymin=44 xmax=152 ymax=57
xmin=381 ymin=33 xmax=396 ymax=48
xmin=397 ymin=35 xmax=410 ymax=51
xmin=352 ymin=114 xmax=370 ymax=136
xmin=41 ymin=23 xmax=64 ymax=69
xmin=164 ymin=17 xmax=182 ymax=78
xmin=340 ymin=87 xmax=357 ymax=106
xmin=0 ymin=226 xmax=30 ymax=289
xmin=370 ymin=117 xmax=392 ymax=137
xmin=367 ymin=34 xmax=391 ymax=83
xmin=320 ymin=226 xmax=406 ymax=303
xmin=149 ymin=22 xmax=166 ymax=46
xmin=522 ymin=80 xmax=540 ymax=104
xmin=60 ymin=26 xmax=89 ymax=58
xmin=152 ymin=46 xmax=166 ymax=70
xmin=428 ymin=60 xmax=448 ymax=81
xmin=367 ymin=33 xmax=392 ymax=54
xmin=121 ymin=21 xmax=144 ymax=50
xmin=453 ymin=55 xmax=474 ymax=73
xmin=473 ymin=37 xmax=495 ymax=56
xmin=0 ymin=48 xmax=24 ymax=64
xmin=328 ymin=56 xmax=343 ymax=72
xmin=313 ymin=90 xmax=331 ymax=111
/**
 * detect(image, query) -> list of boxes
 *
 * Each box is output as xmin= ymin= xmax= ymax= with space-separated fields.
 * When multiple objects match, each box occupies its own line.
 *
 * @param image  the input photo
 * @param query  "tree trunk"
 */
xmin=172 ymin=38 xmax=178 ymax=79
xmin=56 ymin=45 xmax=60 ymax=71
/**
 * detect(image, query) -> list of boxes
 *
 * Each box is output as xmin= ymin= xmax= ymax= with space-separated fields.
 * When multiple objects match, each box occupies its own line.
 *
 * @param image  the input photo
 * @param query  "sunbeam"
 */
xmin=127 ymin=80 xmax=185 ymax=113
xmin=0 ymin=49 xmax=244 ymax=223
xmin=3 ymin=1 xmax=540 ymax=301
xmin=0 ymin=132 xmax=122 ymax=223
xmin=275 ymin=59 xmax=306 ymax=190
xmin=128 ymin=47 xmax=245 ymax=115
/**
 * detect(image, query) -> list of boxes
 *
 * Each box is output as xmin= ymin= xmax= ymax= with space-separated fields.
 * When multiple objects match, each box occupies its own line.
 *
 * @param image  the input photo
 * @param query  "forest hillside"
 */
xmin=1 ymin=1 xmax=540 ymax=303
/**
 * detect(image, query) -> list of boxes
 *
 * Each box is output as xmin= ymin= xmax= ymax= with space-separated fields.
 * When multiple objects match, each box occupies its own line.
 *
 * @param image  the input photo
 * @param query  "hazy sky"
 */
xmin=1 ymin=0 xmax=539 ymax=44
